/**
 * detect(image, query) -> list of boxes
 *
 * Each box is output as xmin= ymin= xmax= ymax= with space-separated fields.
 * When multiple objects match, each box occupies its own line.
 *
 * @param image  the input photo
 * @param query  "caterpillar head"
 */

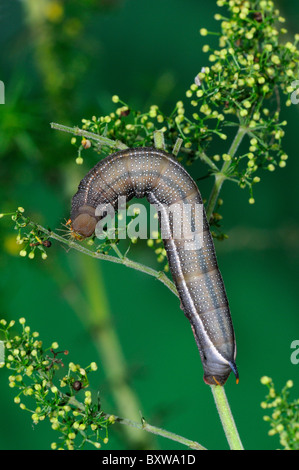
xmin=71 ymin=213 xmax=97 ymax=239
xmin=68 ymin=205 xmax=97 ymax=239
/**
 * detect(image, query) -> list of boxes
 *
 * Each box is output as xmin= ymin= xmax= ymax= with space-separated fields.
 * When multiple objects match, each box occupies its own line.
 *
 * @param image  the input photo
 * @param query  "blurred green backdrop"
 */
xmin=0 ymin=0 xmax=298 ymax=450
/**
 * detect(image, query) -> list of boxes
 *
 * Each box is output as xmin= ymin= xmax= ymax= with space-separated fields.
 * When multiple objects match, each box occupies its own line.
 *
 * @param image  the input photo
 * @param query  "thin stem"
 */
xmin=50 ymin=122 xmax=128 ymax=150
xmin=110 ymin=242 xmax=124 ymax=260
xmin=222 ymin=126 xmax=247 ymax=173
xmin=29 ymin=221 xmax=178 ymax=298
xmin=210 ymin=385 xmax=243 ymax=450
xmin=111 ymin=415 xmax=206 ymax=451
xmin=197 ymin=150 xmax=220 ymax=172
xmin=206 ymin=126 xmax=247 ymax=221
xmin=67 ymin=397 xmax=205 ymax=450
xmin=206 ymin=173 xmax=226 ymax=221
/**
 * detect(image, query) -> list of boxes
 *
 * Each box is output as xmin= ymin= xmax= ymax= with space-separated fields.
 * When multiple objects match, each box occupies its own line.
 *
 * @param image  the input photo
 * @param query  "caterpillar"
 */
xmin=70 ymin=147 xmax=238 ymax=386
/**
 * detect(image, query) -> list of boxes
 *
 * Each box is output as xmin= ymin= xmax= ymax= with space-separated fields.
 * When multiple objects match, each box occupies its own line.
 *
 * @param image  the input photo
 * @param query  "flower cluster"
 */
xmin=3 ymin=1 xmax=298 ymax=253
xmin=192 ymin=0 xmax=298 ymax=193
xmin=0 ymin=318 xmax=114 ymax=450
xmin=260 ymin=376 xmax=299 ymax=450
xmin=70 ymin=0 xmax=298 ymax=217
xmin=0 ymin=208 xmax=52 ymax=260
xmin=71 ymin=97 xmax=205 ymax=167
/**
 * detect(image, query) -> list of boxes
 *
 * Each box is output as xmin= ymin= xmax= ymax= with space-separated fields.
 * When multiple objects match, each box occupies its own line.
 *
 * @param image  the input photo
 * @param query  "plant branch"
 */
xmin=111 ymin=415 xmax=206 ymax=450
xmin=206 ymin=126 xmax=247 ymax=221
xmin=67 ymin=396 xmax=205 ymax=450
xmin=211 ymin=385 xmax=243 ymax=450
xmin=206 ymin=172 xmax=226 ymax=222
xmin=50 ymin=122 xmax=128 ymax=150
xmin=28 ymin=221 xmax=178 ymax=298
xmin=223 ymin=126 xmax=247 ymax=173
xmin=197 ymin=150 xmax=220 ymax=172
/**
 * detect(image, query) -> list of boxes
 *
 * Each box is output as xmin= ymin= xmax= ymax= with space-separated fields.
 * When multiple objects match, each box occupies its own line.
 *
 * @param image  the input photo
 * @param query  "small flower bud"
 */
xmin=199 ymin=28 xmax=208 ymax=36
xmin=261 ymin=376 xmax=272 ymax=385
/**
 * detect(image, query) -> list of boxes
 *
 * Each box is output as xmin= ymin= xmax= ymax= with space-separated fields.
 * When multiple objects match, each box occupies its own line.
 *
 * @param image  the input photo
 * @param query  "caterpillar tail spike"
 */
xmin=229 ymin=361 xmax=239 ymax=384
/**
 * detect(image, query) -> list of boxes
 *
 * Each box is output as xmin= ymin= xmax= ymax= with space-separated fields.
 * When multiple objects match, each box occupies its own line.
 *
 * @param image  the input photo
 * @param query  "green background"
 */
xmin=0 ymin=0 xmax=298 ymax=450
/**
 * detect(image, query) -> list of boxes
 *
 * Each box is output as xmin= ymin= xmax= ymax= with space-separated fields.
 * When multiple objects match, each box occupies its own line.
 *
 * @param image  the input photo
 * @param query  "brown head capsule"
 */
xmin=72 ymin=213 xmax=97 ymax=238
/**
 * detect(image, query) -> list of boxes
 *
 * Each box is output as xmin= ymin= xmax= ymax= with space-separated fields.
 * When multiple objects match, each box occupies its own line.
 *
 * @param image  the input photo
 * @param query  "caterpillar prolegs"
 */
xmin=70 ymin=147 xmax=238 ymax=386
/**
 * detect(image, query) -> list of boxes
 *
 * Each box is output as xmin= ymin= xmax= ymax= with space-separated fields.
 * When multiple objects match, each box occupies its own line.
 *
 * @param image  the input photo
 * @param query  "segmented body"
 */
xmin=70 ymin=147 xmax=238 ymax=385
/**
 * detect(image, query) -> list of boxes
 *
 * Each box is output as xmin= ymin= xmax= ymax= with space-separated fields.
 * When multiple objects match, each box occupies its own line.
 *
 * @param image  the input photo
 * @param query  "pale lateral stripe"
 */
xmin=149 ymin=192 xmax=229 ymax=367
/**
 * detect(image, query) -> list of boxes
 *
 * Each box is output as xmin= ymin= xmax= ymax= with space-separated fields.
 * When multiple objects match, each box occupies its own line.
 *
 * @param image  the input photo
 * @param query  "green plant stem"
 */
xmin=29 ymin=222 xmax=178 ymax=298
xmin=197 ymin=150 xmax=220 ymax=172
xmin=112 ymin=415 xmax=206 ymax=450
xmin=51 ymin=122 xmax=128 ymax=150
xmin=223 ymin=126 xmax=247 ymax=173
xmin=206 ymin=172 xmax=226 ymax=221
xmin=211 ymin=385 xmax=243 ymax=450
xmin=206 ymin=126 xmax=247 ymax=221
xmin=67 ymin=396 xmax=205 ymax=450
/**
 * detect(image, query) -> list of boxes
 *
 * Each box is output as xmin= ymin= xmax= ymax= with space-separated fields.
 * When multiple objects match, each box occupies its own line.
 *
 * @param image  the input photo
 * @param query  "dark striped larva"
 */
xmin=70 ymin=147 xmax=238 ymax=386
